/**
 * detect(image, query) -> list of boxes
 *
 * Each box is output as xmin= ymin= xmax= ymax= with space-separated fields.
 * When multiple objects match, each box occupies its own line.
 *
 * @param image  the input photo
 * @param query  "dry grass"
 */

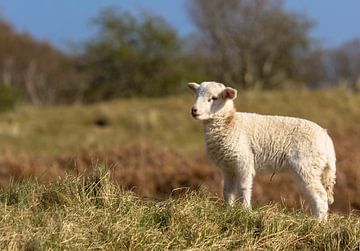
xmin=0 ymin=88 xmax=359 ymax=155
xmin=0 ymin=131 xmax=359 ymax=215
xmin=0 ymin=89 xmax=359 ymax=214
xmin=1 ymin=170 xmax=360 ymax=250
xmin=0 ymin=89 xmax=360 ymax=249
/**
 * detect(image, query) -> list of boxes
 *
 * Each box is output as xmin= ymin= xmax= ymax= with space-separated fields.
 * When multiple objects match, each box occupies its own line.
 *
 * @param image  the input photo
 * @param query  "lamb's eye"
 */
xmin=208 ymin=97 xmax=217 ymax=102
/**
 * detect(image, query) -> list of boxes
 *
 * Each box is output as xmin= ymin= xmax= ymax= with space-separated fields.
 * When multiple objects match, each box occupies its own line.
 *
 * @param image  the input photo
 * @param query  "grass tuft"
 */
xmin=0 ymin=168 xmax=359 ymax=250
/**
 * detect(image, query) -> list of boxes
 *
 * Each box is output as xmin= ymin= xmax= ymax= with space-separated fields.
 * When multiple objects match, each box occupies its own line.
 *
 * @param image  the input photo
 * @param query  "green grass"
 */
xmin=0 ymin=88 xmax=360 ymax=156
xmin=0 ymin=168 xmax=359 ymax=250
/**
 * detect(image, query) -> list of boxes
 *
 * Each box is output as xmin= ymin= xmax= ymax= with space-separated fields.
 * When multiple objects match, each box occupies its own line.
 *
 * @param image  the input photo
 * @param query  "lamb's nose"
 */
xmin=191 ymin=107 xmax=199 ymax=117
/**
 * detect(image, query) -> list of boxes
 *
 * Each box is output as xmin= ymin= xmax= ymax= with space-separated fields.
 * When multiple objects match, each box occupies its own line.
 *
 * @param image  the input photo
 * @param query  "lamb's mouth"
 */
xmin=191 ymin=112 xmax=200 ymax=118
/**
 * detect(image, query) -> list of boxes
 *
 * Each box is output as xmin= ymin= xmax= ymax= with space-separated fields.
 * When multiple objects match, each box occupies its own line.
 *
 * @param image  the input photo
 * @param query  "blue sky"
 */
xmin=0 ymin=0 xmax=359 ymax=51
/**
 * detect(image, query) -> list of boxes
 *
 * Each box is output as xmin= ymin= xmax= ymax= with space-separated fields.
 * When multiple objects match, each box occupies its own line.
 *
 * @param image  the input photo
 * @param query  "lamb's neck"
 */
xmin=203 ymin=109 xmax=238 ymax=166
xmin=203 ymin=109 xmax=236 ymax=138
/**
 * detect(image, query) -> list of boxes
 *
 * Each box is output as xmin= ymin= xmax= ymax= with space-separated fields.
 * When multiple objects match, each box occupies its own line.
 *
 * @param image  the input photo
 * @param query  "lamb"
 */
xmin=187 ymin=81 xmax=336 ymax=220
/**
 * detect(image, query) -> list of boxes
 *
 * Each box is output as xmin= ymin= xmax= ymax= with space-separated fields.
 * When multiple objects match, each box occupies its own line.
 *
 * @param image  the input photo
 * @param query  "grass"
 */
xmin=1 ymin=89 xmax=360 ymax=249
xmin=0 ymin=168 xmax=359 ymax=250
xmin=0 ymin=88 xmax=359 ymax=155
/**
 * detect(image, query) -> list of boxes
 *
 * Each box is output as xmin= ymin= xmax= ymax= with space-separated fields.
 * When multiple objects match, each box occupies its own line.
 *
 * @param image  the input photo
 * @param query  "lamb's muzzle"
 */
xmin=191 ymin=107 xmax=200 ymax=118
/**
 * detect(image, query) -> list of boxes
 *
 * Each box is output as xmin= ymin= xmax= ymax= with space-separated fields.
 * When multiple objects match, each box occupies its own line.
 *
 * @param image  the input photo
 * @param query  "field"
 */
xmin=1 ymin=171 xmax=360 ymax=250
xmin=0 ymin=89 xmax=360 ymax=249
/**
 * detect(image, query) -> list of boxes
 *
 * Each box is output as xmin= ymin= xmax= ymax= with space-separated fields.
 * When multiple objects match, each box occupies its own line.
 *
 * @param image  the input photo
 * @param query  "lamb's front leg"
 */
xmin=223 ymin=168 xmax=254 ymax=208
xmin=223 ymin=170 xmax=238 ymax=206
xmin=237 ymin=170 xmax=254 ymax=209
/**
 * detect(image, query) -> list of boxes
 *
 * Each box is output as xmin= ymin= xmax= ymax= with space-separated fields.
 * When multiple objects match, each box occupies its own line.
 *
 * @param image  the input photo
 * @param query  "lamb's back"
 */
xmin=235 ymin=112 xmax=330 ymax=170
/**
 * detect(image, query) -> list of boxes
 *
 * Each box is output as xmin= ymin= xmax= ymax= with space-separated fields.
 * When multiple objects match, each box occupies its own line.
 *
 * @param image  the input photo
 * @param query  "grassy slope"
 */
xmin=1 ymin=170 xmax=359 ymax=250
xmin=0 ymin=88 xmax=359 ymax=155
xmin=1 ymin=89 xmax=360 ymax=249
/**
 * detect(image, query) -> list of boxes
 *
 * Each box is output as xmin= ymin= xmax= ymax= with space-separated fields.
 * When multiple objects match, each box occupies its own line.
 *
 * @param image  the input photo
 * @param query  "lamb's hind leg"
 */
xmin=291 ymin=169 xmax=329 ymax=220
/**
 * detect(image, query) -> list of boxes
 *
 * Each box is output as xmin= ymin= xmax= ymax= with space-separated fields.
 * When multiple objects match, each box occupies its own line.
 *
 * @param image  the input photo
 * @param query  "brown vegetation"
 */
xmin=0 ymin=127 xmax=359 ymax=214
xmin=0 ymin=20 xmax=86 ymax=104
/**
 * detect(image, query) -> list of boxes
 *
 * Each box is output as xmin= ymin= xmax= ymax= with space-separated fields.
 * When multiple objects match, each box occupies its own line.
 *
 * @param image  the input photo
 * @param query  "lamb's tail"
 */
xmin=322 ymin=136 xmax=336 ymax=205
xmin=322 ymin=162 xmax=336 ymax=204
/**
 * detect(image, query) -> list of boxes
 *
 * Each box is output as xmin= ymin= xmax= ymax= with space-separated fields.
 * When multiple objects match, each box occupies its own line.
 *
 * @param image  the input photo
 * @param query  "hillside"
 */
xmin=0 ymin=89 xmax=359 ymax=214
xmin=0 ymin=89 xmax=359 ymax=154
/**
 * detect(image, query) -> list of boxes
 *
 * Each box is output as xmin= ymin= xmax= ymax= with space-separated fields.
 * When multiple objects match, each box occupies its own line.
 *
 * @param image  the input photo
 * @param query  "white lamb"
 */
xmin=188 ymin=81 xmax=336 ymax=220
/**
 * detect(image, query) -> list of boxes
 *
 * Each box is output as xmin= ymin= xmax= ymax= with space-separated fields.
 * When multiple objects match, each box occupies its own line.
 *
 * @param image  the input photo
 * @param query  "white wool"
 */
xmin=188 ymin=81 xmax=336 ymax=220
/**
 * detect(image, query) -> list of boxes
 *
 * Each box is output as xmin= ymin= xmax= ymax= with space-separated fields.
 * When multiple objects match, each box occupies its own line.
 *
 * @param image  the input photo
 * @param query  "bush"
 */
xmin=0 ymin=85 xmax=18 ymax=111
xmin=78 ymin=9 xmax=202 ymax=101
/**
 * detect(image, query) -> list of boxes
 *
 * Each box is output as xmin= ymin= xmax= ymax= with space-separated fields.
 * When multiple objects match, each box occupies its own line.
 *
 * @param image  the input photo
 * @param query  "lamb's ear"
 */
xmin=222 ymin=87 xmax=237 ymax=100
xmin=187 ymin=82 xmax=200 ymax=93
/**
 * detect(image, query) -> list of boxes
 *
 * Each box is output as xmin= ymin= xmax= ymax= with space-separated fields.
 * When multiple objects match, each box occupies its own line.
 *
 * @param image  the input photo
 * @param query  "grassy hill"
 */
xmin=0 ymin=88 xmax=359 ymax=155
xmin=0 ymin=89 xmax=360 ymax=249
xmin=1 ymin=170 xmax=360 ymax=250
xmin=0 ymin=89 xmax=359 ymax=210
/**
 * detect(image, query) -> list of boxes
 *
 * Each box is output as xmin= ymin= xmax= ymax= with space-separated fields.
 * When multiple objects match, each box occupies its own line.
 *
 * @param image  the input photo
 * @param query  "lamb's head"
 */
xmin=187 ymin=81 xmax=237 ymax=120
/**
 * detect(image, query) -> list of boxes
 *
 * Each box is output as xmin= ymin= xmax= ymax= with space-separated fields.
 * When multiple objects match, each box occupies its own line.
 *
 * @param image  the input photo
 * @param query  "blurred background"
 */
xmin=0 ymin=0 xmax=359 ymax=213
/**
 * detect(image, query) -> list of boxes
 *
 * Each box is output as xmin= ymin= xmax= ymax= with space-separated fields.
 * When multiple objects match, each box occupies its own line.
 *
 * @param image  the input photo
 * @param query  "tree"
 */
xmin=79 ymin=9 xmax=196 ymax=101
xmin=0 ymin=19 xmax=86 ymax=105
xmin=325 ymin=39 xmax=360 ymax=90
xmin=188 ymin=0 xmax=315 ymax=89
